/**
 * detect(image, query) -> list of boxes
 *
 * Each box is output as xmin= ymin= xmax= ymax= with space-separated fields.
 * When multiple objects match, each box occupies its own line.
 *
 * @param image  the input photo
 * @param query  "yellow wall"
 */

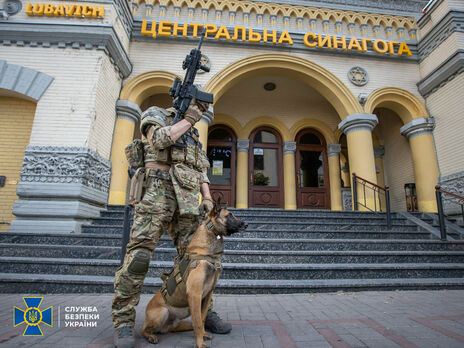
xmin=373 ymin=108 xmax=415 ymax=211
xmin=426 ymin=73 xmax=464 ymax=177
xmin=0 ymin=97 xmax=36 ymax=231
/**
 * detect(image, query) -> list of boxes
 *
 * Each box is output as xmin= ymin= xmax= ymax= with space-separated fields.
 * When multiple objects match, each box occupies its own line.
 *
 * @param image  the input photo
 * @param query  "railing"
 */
xmin=435 ymin=185 xmax=464 ymax=241
xmin=352 ymin=173 xmax=392 ymax=229
xmin=121 ymin=205 xmax=134 ymax=264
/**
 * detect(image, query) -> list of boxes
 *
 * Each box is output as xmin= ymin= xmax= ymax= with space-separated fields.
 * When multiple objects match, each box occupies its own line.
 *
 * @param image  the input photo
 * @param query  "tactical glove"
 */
xmin=184 ymin=104 xmax=203 ymax=126
xmin=202 ymin=197 xmax=214 ymax=214
xmin=184 ymin=99 xmax=208 ymax=126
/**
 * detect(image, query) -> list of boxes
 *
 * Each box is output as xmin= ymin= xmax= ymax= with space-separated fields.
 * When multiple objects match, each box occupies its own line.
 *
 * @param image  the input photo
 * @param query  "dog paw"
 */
xmin=203 ymin=332 xmax=212 ymax=340
xmin=195 ymin=344 xmax=209 ymax=348
xmin=147 ymin=335 xmax=159 ymax=344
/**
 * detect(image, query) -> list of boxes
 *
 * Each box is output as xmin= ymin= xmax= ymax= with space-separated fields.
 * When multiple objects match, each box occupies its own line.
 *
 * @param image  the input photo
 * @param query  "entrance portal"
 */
xmin=296 ymin=129 xmax=330 ymax=209
xmin=248 ymin=127 xmax=283 ymax=208
xmin=207 ymin=126 xmax=236 ymax=207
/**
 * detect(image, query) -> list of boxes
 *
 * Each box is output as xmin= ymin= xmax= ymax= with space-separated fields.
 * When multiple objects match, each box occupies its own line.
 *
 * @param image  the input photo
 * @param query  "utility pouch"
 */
xmin=125 ymin=139 xmax=144 ymax=169
xmin=172 ymin=163 xmax=201 ymax=190
xmin=129 ymin=167 xmax=146 ymax=204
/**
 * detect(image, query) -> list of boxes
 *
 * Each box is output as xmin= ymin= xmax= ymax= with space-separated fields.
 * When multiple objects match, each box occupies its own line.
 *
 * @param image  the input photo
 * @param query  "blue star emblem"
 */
xmin=14 ymin=297 xmax=53 ymax=336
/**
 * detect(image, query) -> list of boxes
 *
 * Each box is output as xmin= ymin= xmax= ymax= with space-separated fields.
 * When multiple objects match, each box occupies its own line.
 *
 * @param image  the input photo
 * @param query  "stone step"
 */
xmin=2 ymin=272 xmax=464 ymax=295
xmin=82 ymin=222 xmax=420 ymax=234
xmin=105 ymin=205 xmax=390 ymax=216
xmin=92 ymin=216 xmax=416 ymax=226
xmin=98 ymin=211 xmax=405 ymax=221
xmin=3 ymin=244 xmax=464 ymax=264
xmin=2 ymin=232 xmax=463 ymax=250
xmin=2 ymin=257 xmax=464 ymax=280
xmin=2 ymin=273 xmax=464 ymax=294
xmin=82 ymin=224 xmax=428 ymax=238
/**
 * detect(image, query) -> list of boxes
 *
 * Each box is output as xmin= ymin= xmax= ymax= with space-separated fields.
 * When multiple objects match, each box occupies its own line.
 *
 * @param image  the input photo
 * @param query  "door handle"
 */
xmin=250 ymin=172 xmax=253 ymax=185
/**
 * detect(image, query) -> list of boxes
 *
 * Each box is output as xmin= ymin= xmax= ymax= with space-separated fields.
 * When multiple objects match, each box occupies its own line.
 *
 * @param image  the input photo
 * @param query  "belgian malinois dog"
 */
xmin=142 ymin=201 xmax=247 ymax=348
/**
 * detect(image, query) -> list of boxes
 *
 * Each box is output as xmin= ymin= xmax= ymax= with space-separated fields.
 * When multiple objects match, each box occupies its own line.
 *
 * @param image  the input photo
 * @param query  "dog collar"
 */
xmin=205 ymin=219 xmax=222 ymax=239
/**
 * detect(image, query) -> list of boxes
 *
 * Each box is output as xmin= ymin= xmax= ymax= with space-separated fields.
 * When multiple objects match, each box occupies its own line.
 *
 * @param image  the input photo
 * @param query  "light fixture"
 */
xmin=263 ymin=82 xmax=276 ymax=91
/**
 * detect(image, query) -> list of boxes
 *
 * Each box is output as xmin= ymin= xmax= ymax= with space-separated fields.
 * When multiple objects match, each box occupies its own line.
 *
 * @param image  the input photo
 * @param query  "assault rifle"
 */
xmin=169 ymin=30 xmax=214 ymax=147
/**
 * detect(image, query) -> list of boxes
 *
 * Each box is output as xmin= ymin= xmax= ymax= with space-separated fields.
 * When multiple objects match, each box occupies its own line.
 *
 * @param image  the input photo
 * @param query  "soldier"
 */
xmin=112 ymin=101 xmax=231 ymax=348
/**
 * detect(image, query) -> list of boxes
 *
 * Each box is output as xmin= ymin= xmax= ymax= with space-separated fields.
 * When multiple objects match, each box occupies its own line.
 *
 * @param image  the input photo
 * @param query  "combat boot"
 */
xmin=205 ymin=311 xmax=232 ymax=334
xmin=114 ymin=325 xmax=135 ymax=348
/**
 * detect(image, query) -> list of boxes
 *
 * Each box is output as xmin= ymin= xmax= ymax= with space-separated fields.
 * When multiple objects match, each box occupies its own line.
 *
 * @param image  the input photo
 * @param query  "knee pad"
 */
xmin=128 ymin=249 xmax=150 ymax=275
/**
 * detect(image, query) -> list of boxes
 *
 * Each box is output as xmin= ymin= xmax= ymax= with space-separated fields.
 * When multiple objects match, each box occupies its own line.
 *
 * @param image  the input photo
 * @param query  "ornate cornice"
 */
xmin=327 ymin=144 xmax=341 ymax=157
xmin=0 ymin=60 xmax=53 ymax=101
xmin=283 ymin=141 xmax=296 ymax=155
xmin=418 ymin=10 xmax=464 ymax=61
xmin=200 ymin=106 xmax=215 ymax=125
xmin=237 ymin=139 xmax=250 ymax=152
xmin=418 ymin=49 xmax=464 ymax=98
xmin=114 ymin=0 xmax=134 ymax=36
xmin=132 ymin=0 xmax=418 ymax=39
xmin=400 ymin=117 xmax=435 ymax=139
xmin=20 ymin=146 xmax=112 ymax=193
xmin=255 ymin=0 xmax=427 ymax=17
xmin=338 ymin=113 xmax=378 ymax=135
xmin=0 ymin=21 xmax=132 ymax=78
xmin=116 ymin=99 xmax=142 ymax=123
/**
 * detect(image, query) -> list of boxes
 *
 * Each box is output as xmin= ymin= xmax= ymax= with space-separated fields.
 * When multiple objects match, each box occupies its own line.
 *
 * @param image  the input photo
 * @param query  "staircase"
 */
xmin=1 ymin=206 xmax=464 ymax=293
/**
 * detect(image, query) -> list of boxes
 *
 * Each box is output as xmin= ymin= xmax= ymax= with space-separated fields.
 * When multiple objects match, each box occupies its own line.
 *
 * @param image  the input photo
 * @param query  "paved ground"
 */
xmin=1 ymin=290 xmax=464 ymax=348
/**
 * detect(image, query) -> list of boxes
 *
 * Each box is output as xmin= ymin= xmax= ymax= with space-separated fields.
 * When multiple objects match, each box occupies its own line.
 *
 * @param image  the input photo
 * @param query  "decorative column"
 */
xmin=400 ymin=117 xmax=439 ymax=212
xmin=327 ymin=144 xmax=343 ymax=210
xmin=108 ymin=100 xmax=141 ymax=205
xmin=283 ymin=141 xmax=297 ymax=210
xmin=194 ymin=106 xmax=214 ymax=149
xmin=338 ymin=113 xmax=378 ymax=211
xmin=236 ymin=139 xmax=249 ymax=209
xmin=374 ymin=146 xmax=386 ymax=209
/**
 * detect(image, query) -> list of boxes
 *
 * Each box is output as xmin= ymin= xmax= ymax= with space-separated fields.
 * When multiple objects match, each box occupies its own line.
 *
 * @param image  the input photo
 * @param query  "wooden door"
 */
xmin=296 ymin=129 xmax=330 ymax=209
xmin=248 ymin=127 xmax=284 ymax=208
xmin=207 ymin=126 xmax=236 ymax=207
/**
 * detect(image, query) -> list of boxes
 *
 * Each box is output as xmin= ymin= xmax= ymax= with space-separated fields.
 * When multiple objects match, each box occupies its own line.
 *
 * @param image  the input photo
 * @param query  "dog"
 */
xmin=142 ymin=201 xmax=247 ymax=348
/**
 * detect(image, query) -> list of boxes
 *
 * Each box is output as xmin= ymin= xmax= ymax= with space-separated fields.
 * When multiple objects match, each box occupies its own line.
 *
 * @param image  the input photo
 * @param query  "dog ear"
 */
xmin=211 ymin=197 xmax=222 ymax=216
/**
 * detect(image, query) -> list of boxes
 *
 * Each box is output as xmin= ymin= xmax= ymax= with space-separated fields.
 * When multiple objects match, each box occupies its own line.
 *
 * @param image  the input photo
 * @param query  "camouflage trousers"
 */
xmin=111 ymin=176 xmax=199 ymax=329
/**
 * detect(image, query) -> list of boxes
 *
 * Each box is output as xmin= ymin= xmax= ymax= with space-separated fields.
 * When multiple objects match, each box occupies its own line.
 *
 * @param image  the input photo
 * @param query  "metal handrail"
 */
xmin=435 ymin=185 xmax=464 ymax=241
xmin=352 ymin=173 xmax=392 ymax=229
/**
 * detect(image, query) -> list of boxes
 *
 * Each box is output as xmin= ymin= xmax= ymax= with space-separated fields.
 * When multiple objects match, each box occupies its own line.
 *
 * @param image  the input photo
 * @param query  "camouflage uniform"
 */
xmin=111 ymin=106 xmax=210 ymax=329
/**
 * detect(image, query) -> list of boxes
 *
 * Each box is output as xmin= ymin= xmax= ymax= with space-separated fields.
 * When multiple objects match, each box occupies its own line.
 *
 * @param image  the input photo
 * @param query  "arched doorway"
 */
xmin=296 ymin=129 xmax=330 ymax=209
xmin=207 ymin=125 xmax=236 ymax=207
xmin=248 ymin=127 xmax=284 ymax=208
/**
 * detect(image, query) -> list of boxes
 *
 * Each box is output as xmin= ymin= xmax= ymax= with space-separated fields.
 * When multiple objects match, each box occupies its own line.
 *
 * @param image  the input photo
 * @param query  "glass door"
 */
xmin=207 ymin=126 xmax=236 ymax=207
xmin=248 ymin=127 xmax=283 ymax=208
xmin=296 ymin=129 xmax=330 ymax=209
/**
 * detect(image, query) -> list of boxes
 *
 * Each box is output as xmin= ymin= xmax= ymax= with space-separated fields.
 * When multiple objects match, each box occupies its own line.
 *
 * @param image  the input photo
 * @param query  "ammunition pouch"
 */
xmin=172 ymin=163 xmax=201 ymax=191
xmin=125 ymin=139 xmax=144 ymax=169
xmin=129 ymin=168 xmax=146 ymax=205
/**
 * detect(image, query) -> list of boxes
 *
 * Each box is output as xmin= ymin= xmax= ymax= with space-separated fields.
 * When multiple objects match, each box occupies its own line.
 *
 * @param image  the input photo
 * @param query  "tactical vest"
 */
xmin=142 ymin=130 xmax=209 ymax=173
xmin=160 ymin=253 xmax=222 ymax=308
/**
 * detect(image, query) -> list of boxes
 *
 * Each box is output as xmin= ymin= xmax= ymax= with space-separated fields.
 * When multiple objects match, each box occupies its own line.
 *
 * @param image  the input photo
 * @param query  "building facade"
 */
xmin=0 ymin=0 xmax=463 ymax=233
